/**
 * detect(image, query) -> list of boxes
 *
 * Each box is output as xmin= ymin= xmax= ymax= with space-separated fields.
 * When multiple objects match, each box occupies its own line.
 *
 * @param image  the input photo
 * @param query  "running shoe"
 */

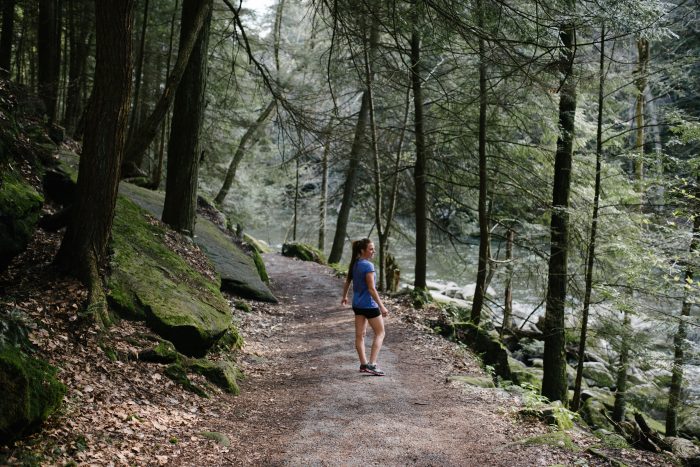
xmin=359 ymin=363 xmax=368 ymax=372
xmin=365 ymin=363 xmax=385 ymax=376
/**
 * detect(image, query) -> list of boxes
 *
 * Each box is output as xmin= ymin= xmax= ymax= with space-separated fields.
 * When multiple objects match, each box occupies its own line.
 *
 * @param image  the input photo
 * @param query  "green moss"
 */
xmin=106 ymin=197 xmax=233 ymax=356
xmin=164 ymin=363 xmax=208 ymax=398
xmin=250 ymin=248 xmax=269 ymax=283
xmin=216 ymin=326 xmax=244 ymax=351
xmin=281 ymin=242 xmax=325 ymax=264
xmin=0 ymin=169 xmax=44 ymax=266
xmin=138 ymin=340 xmax=180 ymax=364
xmin=593 ymin=429 xmax=629 ymax=449
xmin=188 ymin=359 xmax=241 ymax=395
xmin=447 ymin=375 xmax=495 ymax=388
xmin=0 ymin=343 xmax=65 ymax=443
xmin=520 ymin=431 xmax=578 ymax=451
xmin=442 ymin=322 xmax=511 ymax=380
xmin=234 ymin=300 xmax=252 ymax=313
xmin=200 ymin=431 xmax=231 ymax=446
xmin=519 ymin=401 xmax=576 ymax=431
xmin=411 ymin=288 xmax=432 ymax=308
xmin=243 ymin=233 xmax=272 ymax=254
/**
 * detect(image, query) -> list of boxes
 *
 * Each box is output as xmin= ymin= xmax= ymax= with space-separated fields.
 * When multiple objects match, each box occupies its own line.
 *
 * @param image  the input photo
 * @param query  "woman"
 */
xmin=341 ymin=238 xmax=388 ymax=376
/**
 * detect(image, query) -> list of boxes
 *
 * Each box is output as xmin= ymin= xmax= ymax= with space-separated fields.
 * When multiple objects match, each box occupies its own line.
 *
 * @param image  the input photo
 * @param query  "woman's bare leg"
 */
xmin=367 ymin=315 xmax=385 ymax=364
xmin=354 ymin=315 xmax=368 ymax=365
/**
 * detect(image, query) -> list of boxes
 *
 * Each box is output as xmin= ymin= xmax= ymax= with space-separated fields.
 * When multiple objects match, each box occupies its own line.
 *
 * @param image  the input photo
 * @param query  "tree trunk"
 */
xmin=122 ymin=0 xmax=150 ymax=175
xmin=162 ymin=0 xmax=212 ymax=235
xmin=411 ymin=0 xmax=428 ymax=291
xmin=54 ymin=0 xmax=134 ymax=327
xmin=327 ymin=14 xmax=379 ymax=265
xmin=0 ymin=0 xmax=15 ymax=77
xmin=666 ymin=212 xmax=700 ymax=435
xmin=38 ymin=0 xmax=61 ymax=124
xmin=327 ymin=91 xmax=370 ymax=264
xmin=214 ymin=99 xmax=276 ymax=206
xmin=542 ymin=8 xmax=577 ymax=404
xmin=634 ymin=38 xmax=649 ymax=184
xmin=471 ymin=0 xmax=489 ymax=324
xmin=572 ymin=23 xmax=606 ymax=412
xmin=124 ymin=0 xmax=212 ymax=171
xmin=612 ymin=309 xmax=631 ymax=422
xmin=318 ymin=120 xmax=332 ymax=251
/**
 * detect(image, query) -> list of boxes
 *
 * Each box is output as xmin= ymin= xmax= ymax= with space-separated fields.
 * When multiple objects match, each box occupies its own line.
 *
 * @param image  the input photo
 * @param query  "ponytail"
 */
xmin=347 ymin=238 xmax=372 ymax=281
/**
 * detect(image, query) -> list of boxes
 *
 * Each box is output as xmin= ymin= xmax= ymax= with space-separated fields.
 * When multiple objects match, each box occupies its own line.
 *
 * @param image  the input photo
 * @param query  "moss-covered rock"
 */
xmin=519 ymin=401 xmax=575 ymax=431
xmin=107 ymin=197 xmax=232 ymax=357
xmin=626 ymin=383 xmax=668 ymax=419
xmin=164 ymin=363 xmax=208 ymax=398
xmin=201 ymin=431 xmax=231 ymax=446
xmin=678 ymin=408 xmax=700 ymax=440
xmin=187 ymin=359 xmax=241 ymax=395
xmin=440 ymin=322 xmax=511 ymax=380
xmin=520 ymin=431 xmax=578 ymax=451
xmin=138 ymin=340 xmax=180 ymax=364
xmin=593 ymin=429 xmax=629 ymax=449
xmin=0 ymin=343 xmax=65 ymax=443
xmin=250 ymin=248 xmax=269 ymax=283
xmin=243 ymin=233 xmax=272 ymax=254
xmin=118 ymin=182 xmax=277 ymax=303
xmin=281 ymin=242 xmax=325 ymax=264
xmin=216 ymin=325 xmax=244 ymax=351
xmin=582 ymin=362 xmax=615 ymax=388
xmin=580 ymin=398 xmax=614 ymax=431
xmin=508 ymin=357 xmax=543 ymax=389
xmin=447 ymin=375 xmax=496 ymax=388
xmin=0 ymin=169 xmax=43 ymax=270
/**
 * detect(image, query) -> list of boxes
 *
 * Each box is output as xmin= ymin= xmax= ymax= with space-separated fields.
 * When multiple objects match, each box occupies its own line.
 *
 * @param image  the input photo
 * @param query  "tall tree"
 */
xmin=37 ymin=0 xmax=61 ymax=123
xmin=571 ymin=23 xmax=606 ymax=412
xmin=54 ymin=0 xmax=135 ymax=326
xmin=162 ymin=0 xmax=213 ymax=235
xmin=541 ymin=1 xmax=577 ymax=404
xmin=0 ymin=0 xmax=15 ymax=77
xmin=411 ymin=0 xmax=428 ymax=291
xmin=470 ymin=0 xmax=490 ymax=325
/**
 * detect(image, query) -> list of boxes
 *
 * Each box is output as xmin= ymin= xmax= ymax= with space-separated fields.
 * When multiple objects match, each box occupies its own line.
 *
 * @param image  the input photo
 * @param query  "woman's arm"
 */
xmin=365 ymin=272 xmax=388 ymax=316
xmin=341 ymin=277 xmax=351 ymax=305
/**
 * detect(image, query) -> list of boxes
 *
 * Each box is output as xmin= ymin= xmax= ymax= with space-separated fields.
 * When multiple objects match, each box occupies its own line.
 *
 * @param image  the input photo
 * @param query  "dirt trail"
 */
xmin=201 ymin=254 xmax=590 ymax=466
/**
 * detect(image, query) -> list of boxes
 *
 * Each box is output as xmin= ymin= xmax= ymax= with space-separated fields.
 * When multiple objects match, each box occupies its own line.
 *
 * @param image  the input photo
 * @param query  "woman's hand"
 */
xmin=341 ymin=297 xmax=348 ymax=306
xmin=380 ymin=305 xmax=388 ymax=317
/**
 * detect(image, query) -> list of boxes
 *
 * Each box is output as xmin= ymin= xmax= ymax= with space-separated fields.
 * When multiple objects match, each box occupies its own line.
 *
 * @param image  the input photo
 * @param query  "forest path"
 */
xmin=196 ymin=254 xmax=584 ymax=466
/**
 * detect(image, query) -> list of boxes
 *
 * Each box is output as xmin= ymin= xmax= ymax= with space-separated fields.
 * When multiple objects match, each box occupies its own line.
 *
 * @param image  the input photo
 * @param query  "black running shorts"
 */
xmin=353 ymin=307 xmax=381 ymax=319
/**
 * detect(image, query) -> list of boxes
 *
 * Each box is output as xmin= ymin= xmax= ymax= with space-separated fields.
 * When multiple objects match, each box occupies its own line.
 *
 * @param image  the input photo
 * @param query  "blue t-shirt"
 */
xmin=352 ymin=259 xmax=378 ymax=309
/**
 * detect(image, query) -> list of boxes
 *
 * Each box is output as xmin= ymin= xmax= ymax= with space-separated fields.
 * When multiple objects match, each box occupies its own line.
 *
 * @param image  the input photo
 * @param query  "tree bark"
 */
xmin=54 ymin=0 xmax=134 ymax=327
xmin=214 ymin=99 xmax=276 ymax=206
xmin=542 ymin=9 xmax=577 ymax=404
xmin=327 ymin=91 xmax=370 ymax=264
xmin=471 ymin=0 xmax=489 ymax=324
xmin=666 ymin=212 xmax=700 ymax=435
xmin=318 ymin=120 xmax=332 ymax=251
xmin=38 ymin=0 xmax=61 ymax=124
xmin=572 ymin=23 xmax=606 ymax=412
xmin=411 ymin=0 xmax=428 ymax=291
xmin=0 ymin=0 xmax=15 ymax=77
xmin=162 ymin=0 xmax=212 ymax=235
xmin=124 ymin=0 xmax=212 ymax=171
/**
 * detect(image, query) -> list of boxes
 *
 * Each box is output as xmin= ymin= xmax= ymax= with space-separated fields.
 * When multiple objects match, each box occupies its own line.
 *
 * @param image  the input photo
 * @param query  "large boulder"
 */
xmin=627 ymin=382 xmax=668 ymax=420
xmin=0 ymin=169 xmax=43 ymax=270
xmin=678 ymin=408 xmax=700 ymax=440
xmin=119 ymin=183 xmax=276 ymax=303
xmin=441 ymin=322 xmax=511 ymax=380
xmin=282 ymin=242 xmax=325 ymax=264
xmin=582 ymin=361 xmax=615 ymax=388
xmin=107 ymin=197 xmax=232 ymax=357
xmin=0 ymin=343 xmax=65 ymax=443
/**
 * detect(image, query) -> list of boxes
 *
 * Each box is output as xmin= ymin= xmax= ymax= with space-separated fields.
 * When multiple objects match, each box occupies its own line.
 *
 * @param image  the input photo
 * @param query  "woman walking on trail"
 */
xmin=341 ymin=238 xmax=388 ymax=376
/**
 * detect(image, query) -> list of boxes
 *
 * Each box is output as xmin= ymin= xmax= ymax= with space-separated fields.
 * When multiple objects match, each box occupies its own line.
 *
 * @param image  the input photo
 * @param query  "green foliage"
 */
xmin=520 ymin=431 xmax=578 ymax=451
xmin=411 ymin=288 xmax=432 ymax=309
